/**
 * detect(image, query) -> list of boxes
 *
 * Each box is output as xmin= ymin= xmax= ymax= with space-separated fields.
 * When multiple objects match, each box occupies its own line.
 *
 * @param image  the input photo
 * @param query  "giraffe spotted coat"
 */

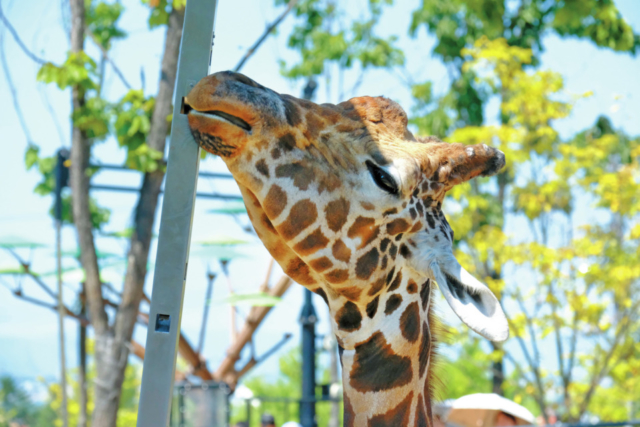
xmin=185 ymin=71 xmax=509 ymax=427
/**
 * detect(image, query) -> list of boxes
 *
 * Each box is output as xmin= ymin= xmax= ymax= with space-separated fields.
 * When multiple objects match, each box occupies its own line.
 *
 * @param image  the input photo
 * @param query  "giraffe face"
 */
xmin=186 ymin=71 xmax=508 ymax=343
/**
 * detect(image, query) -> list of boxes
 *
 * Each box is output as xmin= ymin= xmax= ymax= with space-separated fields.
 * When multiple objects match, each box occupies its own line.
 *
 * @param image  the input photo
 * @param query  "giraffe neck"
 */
xmin=333 ymin=275 xmax=437 ymax=427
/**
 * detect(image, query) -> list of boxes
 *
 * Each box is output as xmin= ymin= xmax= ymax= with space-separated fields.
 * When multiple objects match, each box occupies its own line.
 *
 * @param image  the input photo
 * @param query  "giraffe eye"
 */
xmin=365 ymin=160 xmax=398 ymax=195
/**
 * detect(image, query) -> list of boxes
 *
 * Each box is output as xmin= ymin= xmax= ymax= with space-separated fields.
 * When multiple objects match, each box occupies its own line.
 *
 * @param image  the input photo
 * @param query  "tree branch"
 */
xmin=4 ymin=248 xmax=57 ymax=301
xmin=233 ymin=0 xmax=299 ymax=72
xmin=214 ymin=274 xmax=293 ymax=389
xmin=87 ymin=31 xmax=132 ymax=90
xmin=0 ymin=2 xmax=47 ymax=64
xmin=0 ymin=31 xmax=35 ymax=144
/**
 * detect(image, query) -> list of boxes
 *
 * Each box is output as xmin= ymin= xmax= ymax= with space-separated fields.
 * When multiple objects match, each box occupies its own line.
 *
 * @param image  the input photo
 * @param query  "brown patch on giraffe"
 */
xmin=277 ymin=199 xmax=317 ymax=240
xmin=281 ymin=96 xmax=302 ymax=127
xmin=336 ymin=301 xmax=362 ymax=332
xmin=407 ymin=279 xmax=418 ymax=294
xmin=385 ymin=267 xmax=396 ymax=287
xmin=409 ymin=207 xmax=417 ymax=220
xmin=380 ymin=255 xmax=388 ymax=270
xmin=368 ymin=277 xmax=386 ymax=296
xmin=384 ymin=294 xmax=402 ymax=314
xmin=348 ymin=216 xmax=380 ymax=249
xmin=337 ymin=286 xmax=362 ymax=301
xmin=394 ymin=233 xmax=404 ymax=241
xmin=255 ymin=159 xmax=269 ymax=177
xmin=304 ymin=111 xmax=323 ymax=140
xmin=263 ymin=185 xmax=287 ymax=218
xmin=324 ymin=269 xmax=349 ymax=284
xmin=416 ymin=201 xmax=424 ymax=217
xmin=276 ymin=162 xmax=315 ymax=191
xmin=349 ymin=332 xmax=412 ymax=393
xmin=270 ymin=147 xmax=281 ymax=160
xmin=421 ymin=181 xmax=430 ymax=193
xmin=367 ymin=391 xmax=414 ymax=427
xmin=419 ymin=321 xmax=431 ymax=377
xmin=420 ymin=279 xmax=431 ymax=310
xmin=261 ymin=213 xmax=277 ymax=234
xmin=388 ymin=270 xmax=402 ymax=292
xmin=317 ymin=172 xmax=341 ymax=194
xmin=400 ymin=302 xmax=420 ymax=343
xmin=277 ymin=133 xmax=296 ymax=152
xmin=309 ymin=256 xmax=333 ymax=272
xmin=415 ymin=394 xmax=429 ymax=427
xmin=355 ymin=248 xmax=379 ymax=280
xmin=425 ymin=211 xmax=436 ymax=229
xmin=386 ymin=218 xmax=410 ymax=235
xmin=383 ymin=208 xmax=398 ymax=216
xmin=380 ymin=238 xmax=391 ymax=253
xmin=366 ymin=295 xmax=380 ymax=318
xmin=389 ymin=243 xmax=398 ymax=260
xmin=361 ymin=201 xmax=375 ymax=211
xmin=410 ymin=221 xmax=423 ymax=233
xmin=313 ymin=287 xmax=329 ymax=305
xmin=325 ymin=198 xmax=350 ymax=232
xmin=332 ymin=240 xmax=351 ymax=263
xmin=286 ymin=257 xmax=316 ymax=286
xmin=399 ymin=244 xmax=412 ymax=259
xmin=293 ymin=227 xmax=329 ymax=256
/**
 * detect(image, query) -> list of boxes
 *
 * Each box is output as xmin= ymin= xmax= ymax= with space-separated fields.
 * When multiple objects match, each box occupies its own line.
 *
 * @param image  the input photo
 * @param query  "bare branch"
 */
xmin=233 ymin=0 xmax=299 ymax=73
xmin=0 ymin=31 xmax=35 ymax=144
xmin=214 ymin=274 xmax=293 ymax=389
xmin=4 ymin=248 xmax=58 ymax=300
xmin=0 ymin=2 xmax=47 ymax=64
xmin=87 ymin=31 xmax=132 ymax=90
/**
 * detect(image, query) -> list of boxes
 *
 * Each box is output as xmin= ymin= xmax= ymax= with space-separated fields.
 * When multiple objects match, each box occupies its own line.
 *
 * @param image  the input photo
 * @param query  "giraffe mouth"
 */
xmin=182 ymin=99 xmax=252 ymax=132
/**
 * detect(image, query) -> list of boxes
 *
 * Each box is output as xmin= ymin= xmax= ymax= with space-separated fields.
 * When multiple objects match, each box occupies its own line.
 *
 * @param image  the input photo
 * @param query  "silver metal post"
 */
xmin=136 ymin=1 xmax=217 ymax=426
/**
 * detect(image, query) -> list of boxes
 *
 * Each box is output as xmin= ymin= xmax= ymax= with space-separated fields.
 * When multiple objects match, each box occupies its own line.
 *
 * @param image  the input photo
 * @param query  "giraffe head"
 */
xmin=185 ymin=71 xmax=508 ymax=344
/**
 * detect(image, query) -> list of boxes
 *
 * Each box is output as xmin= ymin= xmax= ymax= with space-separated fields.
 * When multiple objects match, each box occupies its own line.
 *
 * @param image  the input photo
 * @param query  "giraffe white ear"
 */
xmin=431 ymin=258 xmax=509 ymax=342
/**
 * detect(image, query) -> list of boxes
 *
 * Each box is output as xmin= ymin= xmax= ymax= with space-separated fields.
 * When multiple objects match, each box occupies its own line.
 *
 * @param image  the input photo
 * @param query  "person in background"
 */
xmin=281 ymin=422 xmax=303 ymax=427
xmin=261 ymin=413 xmax=276 ymax=427
xmin=233 ymin=422 xmax=249 ymax=427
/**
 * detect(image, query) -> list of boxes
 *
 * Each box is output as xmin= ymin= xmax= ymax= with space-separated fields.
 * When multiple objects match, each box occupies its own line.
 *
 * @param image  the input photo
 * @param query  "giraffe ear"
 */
xmin=431 ymin=257 xmax=509 ymax=342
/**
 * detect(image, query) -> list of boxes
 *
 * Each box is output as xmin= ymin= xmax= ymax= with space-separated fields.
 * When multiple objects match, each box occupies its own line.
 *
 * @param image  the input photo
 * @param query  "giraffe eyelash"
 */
xmin=365 ymin=160 xmax=398 ymax=195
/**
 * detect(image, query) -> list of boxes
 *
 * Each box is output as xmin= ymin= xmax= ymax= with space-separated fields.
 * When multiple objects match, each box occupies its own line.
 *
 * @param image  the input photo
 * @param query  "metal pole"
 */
xmin=54 ymin=149 xmax=69 ymax=427
xmin=299 ymin=289 xmax=317 ymax=427
xmin=136 ymin=0 xmax=217 ymax=426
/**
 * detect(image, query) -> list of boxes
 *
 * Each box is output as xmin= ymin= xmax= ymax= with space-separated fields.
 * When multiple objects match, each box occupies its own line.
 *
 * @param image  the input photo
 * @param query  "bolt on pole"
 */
xmin=136 ymin=1 xmax=218 ymax=426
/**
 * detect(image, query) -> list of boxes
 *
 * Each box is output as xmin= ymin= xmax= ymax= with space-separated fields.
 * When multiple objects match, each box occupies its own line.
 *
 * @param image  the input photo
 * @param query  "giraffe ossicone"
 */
xmin=185 ymin=71 xmax=508 ymax=426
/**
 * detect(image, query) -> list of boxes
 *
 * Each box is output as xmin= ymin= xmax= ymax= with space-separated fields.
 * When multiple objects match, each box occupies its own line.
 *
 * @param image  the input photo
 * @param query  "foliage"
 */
xmin=424 ymin=36 xmax=640 ymax=421
xmin=43 ymin=341 xmax=142 ymax=427
xmin=0 ymin=376 xmax=56 ymax=427
xmin=230 ymin=347 xmax=342 ymax=427
xmin=278 ymin=0 xmax=404 ymax=99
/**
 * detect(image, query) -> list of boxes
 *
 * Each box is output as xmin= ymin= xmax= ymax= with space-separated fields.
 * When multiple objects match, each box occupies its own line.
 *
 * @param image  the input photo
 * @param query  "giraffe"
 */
xmin=184 ymin=71 xmax=509 ymax=427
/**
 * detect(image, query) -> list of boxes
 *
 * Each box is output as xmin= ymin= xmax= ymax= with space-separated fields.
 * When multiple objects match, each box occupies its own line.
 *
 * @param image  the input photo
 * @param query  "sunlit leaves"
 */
xmin=553 ymin=0 xmax=639 ymax=53
xmin=113 ymin=90 xmax=162 ymax=172
xmin=86 ymin=1 xmax=126 ymax=49
xmin=280 ymin=0 xmax=404 ymax=80
xmin=141 ymin=0 xmax=186 ymax=28
xmin=37 ymin=52 xmax=97 ymax=91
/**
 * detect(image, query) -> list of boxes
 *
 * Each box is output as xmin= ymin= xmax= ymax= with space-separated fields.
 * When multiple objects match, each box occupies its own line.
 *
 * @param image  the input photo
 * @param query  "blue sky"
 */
xmin=0 ymin=0 xmax=639 ymax=405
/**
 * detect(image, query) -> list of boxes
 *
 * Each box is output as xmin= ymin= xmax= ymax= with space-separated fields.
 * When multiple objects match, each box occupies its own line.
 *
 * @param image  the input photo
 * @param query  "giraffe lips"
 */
xmin=182 ymin=100 xmax=252 ymax=132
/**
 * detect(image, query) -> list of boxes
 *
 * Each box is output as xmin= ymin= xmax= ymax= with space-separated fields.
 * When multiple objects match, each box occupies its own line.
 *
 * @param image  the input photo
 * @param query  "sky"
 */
xmin=0 ymin=0 xmax=639 ymax=408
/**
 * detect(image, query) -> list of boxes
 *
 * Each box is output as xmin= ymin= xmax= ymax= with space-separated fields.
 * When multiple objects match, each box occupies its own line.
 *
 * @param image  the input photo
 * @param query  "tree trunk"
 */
xmin=67 ymin=0 xmax=185 ymax=424
xmin=90 ymin=6 xmax=185 ymax=427
xmin=78 ymin=287 xmax=88 ymax=427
